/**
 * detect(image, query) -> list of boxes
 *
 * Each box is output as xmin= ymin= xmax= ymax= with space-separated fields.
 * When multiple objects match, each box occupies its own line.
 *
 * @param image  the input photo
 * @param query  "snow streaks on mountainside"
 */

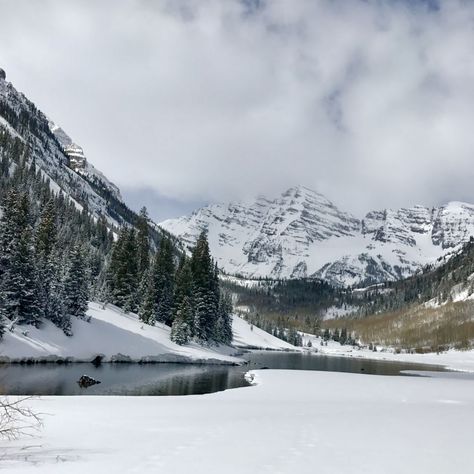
xmin=0 ymin=72 xmax=128 ymax=229
xmin=160 ymin=186 xmax=474 ymax=286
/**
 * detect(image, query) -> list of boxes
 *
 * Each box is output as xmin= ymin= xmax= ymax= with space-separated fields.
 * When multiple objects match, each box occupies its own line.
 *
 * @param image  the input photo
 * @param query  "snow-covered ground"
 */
xmin=231 ymin=316 xmax=295 ymax=350
xmin=302 ymin=333 xmax=474 ymax=372
xmin=2 ymin=369 xmax=474 ymax=473
xmin=0 ymin=303 xmax=294 ymax=364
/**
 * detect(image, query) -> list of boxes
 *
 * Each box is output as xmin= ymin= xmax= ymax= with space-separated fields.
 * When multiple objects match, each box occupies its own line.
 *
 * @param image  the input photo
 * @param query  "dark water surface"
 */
xmin=0 ymin=351 xmax=449 ymax=396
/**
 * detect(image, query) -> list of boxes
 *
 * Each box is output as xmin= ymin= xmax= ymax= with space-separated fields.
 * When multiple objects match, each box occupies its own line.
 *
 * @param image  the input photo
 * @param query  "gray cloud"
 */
xmin=1 ymin=0 xmax=474 ymax=217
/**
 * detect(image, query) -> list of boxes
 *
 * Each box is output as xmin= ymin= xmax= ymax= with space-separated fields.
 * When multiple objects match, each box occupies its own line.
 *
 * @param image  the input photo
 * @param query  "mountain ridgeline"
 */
xmin=0 ymin=71 xmax=230 ymax=346
xmin=161 ymin=186 xmax=474 ymax=287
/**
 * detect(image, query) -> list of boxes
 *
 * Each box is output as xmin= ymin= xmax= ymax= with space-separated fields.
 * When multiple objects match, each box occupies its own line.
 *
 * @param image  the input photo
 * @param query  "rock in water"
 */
xmin=77 ymin=374 xmax=101 ymax=388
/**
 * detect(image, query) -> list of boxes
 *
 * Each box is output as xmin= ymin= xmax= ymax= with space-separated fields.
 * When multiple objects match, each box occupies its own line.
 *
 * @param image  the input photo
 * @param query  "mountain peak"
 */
xmin=160 ymin=187 xmax=474 ymax=286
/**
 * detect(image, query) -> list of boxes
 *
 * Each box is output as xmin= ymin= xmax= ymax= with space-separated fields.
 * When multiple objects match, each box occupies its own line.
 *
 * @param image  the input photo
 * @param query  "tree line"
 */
xmin=0 ymin=151 xmax=112 ymax=337
xmin=106 ymin=215 xmax=232 ymax=346
xmin=0 ymin=128 xmax=233 ymax=347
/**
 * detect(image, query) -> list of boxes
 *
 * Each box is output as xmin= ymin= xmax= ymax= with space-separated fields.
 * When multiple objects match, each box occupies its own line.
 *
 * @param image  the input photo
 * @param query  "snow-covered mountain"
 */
xmin=0 ymin=70 xmax=129 ymax=229
xmin=160 ymin=186 xmax=474 ymax=286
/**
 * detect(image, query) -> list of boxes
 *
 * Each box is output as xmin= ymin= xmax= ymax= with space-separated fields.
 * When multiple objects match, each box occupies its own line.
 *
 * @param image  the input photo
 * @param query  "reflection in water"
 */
xmin=0 ymin=363 xmax=250 ymax=396
xmin=0 ymin=351 xmax=448 ymax=396
xmin=243 ymin=351 xmax=447 ymax=376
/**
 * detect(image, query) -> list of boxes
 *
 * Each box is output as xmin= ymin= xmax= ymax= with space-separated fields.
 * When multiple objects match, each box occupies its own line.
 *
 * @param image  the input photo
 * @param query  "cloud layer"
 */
xmin=1 ymin=0 xmax=474 ymax=217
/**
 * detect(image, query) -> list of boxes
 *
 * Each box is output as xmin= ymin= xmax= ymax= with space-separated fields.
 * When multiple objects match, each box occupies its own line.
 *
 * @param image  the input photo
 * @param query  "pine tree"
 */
xmin=0 ymin=191 xmax=41 ymax=326
xmin=191 ymin=231 xmax=219 ymax=343
xmin=215 ymin=291 xmax=233 ymax=345
xmin=170 ymin=296 xmax=193 ymax=345
xmin=137 ymin=237 xmax=175 ymax=325
xmin=35 ymin=199 xmax=67 ymax=327
xmin=63 ymin=245 xmax=89 ymax=327
xmin=106 ymin=228 xmax=139 ymax=311
xmin=138 ymin=268 xmax=156 ymax=324
xmin=136 ymin=207 xmax=150 ymax=276
xmin=173 ymin=256 xmax=194 ymax=327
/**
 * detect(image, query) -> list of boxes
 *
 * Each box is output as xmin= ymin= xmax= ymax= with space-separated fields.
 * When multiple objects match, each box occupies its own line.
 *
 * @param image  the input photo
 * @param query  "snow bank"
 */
xmin=231 ymin=315 xmax=296 ymax=350
xmin=302 ymin=333 xmax=474 ymax=372
xmin=0 ymin=303 xmax=295 ymax=364
xmin=2 ymin=370 xmax=474 ymax=473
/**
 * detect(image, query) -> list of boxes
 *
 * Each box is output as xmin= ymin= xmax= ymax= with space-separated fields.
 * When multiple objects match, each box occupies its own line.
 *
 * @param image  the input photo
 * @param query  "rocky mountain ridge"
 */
xmin=160 ymin=186 xmax=474 ymax=287
xmin=0 ymin=70 xmax=135 ymax=231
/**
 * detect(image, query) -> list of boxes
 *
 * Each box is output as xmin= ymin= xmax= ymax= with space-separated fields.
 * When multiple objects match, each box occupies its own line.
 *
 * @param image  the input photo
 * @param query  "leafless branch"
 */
xmin=0 ymin=396 xmax=42 ymax=440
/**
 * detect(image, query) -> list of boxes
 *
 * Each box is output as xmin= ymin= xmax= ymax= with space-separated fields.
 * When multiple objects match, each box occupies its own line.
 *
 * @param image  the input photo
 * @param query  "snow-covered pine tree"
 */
xmin=106 ymin=228 xmax=139 ymax=311
xmin=136 ymin=207 xmax=150 ymax=276
xmin=170 ymin=296 xmax=193 ymax=345
xmin=173 ymin=256 xmax=195 ymax=335
xmin=157 ymin=237 xmax=175 ymax=325
xmin=190 ymin=231 xmax=219 ymax=343
xmin=137 ymin=236 xmax=174 ymax=324
xmin=35 ymin=199 xmax=69 ymax=328
xmin=215 ymin=292 xmax=233 ymax=345
xmin=63 ymin=245 xmax=89 ymax=327
xmin=138 ymin=268 xmax=156 ymax=324
xmin=0 ymin=191 xmax=41 ymax=326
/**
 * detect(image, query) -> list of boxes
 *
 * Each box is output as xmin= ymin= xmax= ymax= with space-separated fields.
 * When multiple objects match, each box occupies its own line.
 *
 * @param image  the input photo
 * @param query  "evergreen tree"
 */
xmin=35 ymin=199 xmax=68 ymax=327
xmin=191 ymin=231 xmax=218 ymax=342
xmin=0 ymin=191 xmax=41 ymax=326
xmin=136 ymin=207 xmax=150 ymax=276
xmin=138 ymin=268 xmax=156 ymax=324
xmin=215 ymin=291 xmax=233 ymax=344
xmin=170 ymin=296 xmax=193 ymax=345
xmin=63 ymin=245 xmax=89 ymax=327
xmin=106 ymin=228 xmax=139 ymax=311
xmin=173 ymin=256 xmax=194 ymax=326
xmin=137 ymin=237 xmax=175 ymax=325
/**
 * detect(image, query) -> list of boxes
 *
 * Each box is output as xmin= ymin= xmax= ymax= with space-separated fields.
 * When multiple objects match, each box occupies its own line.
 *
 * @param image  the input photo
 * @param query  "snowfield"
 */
xmin=0 ymin=303 xmax=295 ymax=364
xmin=2 ymin=369 xmax=474 ymax=473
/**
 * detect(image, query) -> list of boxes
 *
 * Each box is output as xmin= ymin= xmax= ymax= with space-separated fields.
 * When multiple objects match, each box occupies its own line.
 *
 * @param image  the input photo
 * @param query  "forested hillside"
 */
xmin=0 ymin=73 xmax=231 ymax=348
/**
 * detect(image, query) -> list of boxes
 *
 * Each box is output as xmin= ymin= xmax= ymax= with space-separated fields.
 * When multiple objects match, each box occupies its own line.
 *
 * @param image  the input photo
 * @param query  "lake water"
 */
xmin=0 ymin=351 xmax=449 ymax=396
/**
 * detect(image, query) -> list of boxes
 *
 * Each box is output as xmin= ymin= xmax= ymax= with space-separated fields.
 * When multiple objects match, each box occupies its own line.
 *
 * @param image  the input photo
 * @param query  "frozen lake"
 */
xmin=0 ymin=351 xmax=450 ymax=396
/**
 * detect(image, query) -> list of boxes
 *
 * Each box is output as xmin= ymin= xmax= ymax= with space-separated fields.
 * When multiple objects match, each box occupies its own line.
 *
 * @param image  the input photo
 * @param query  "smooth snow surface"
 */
xmin=231 ymin=315 xmax=295 ymax=350
xmin=2 ymin=370 xmax=474 ymax=473
xmin=0 ymin=303 xmax=294 ymax=363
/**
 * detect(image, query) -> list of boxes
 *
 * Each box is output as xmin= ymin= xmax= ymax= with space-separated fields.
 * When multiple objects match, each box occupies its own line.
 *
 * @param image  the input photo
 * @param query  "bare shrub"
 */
xmin=0 ymin=397 xmax=42 ymax=440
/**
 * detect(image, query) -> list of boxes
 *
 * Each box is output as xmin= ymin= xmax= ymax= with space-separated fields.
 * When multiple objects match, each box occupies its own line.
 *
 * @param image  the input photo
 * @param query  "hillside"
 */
xmin=0 ymin=302 xmax=295 ymax=364
xmin=0 ymin=71 xmax=169 ymax=242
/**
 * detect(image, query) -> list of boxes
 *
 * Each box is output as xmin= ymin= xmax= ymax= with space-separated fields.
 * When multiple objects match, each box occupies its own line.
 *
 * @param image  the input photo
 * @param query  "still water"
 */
xmin=0 ymin=351 xmax=449 ymax=396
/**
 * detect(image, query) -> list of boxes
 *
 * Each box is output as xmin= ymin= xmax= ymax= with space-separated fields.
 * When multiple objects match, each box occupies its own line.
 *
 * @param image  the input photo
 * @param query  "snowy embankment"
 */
xmin=0 ymin=303 xmax=294 ymax=364
xmin=231 ymin=316 xmax=296 ymax=350
xmin=3 ymin=369 xmax=474 ymax=473
xmin=302 ymin=333 xmax=474 ymax=372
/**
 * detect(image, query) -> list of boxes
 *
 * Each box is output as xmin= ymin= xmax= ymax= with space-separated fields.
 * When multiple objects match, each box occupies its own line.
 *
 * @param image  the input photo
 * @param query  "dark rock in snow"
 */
xmin=77 ymin=375 xmax=101 ymax=388
xmin=0 ymin=68 xmax=5 ymax=80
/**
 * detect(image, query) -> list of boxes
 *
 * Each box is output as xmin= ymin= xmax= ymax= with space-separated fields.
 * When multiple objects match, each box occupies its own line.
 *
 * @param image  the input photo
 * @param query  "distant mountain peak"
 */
xmin=160 ymin=187 xmax=474 ymax=286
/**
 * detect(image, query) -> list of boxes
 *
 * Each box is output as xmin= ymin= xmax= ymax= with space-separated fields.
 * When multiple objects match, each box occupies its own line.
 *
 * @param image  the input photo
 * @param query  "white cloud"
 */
xmin=1 ymin=0 xmax=474 ymax=216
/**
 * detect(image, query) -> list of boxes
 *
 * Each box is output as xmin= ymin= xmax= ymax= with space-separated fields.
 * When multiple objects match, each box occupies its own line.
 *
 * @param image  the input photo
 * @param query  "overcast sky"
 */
xmin=1 ymin=0 xmax=474 ymax=221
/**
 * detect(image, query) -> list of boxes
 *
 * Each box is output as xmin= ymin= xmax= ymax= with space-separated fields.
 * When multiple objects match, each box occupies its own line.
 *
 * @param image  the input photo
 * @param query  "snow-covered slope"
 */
xmin=48 ymin=120 xmax=122 ymax=202
xmin=0 ymin=303 xmax=295 ymax=363
xmin=160 ymin=186 xmax=474 ymax=286
xmin=0 ymin=72 xmax=128 ymax=229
